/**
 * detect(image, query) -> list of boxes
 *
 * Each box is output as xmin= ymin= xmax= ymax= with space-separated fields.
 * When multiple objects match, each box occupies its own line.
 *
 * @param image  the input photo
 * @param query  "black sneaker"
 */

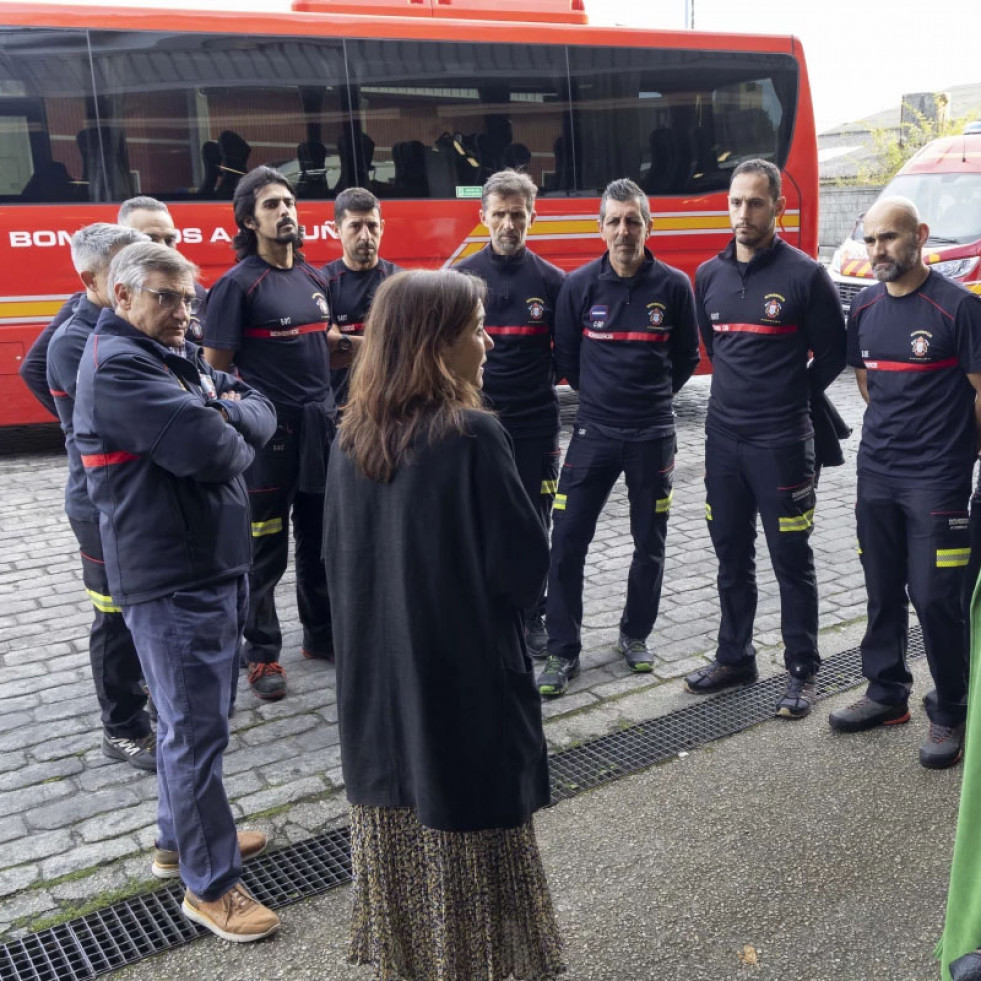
xmin=616 ymin=632 xmax=653 ymax=673
xmin=919 ymin=721 xmax=965 ymax=769
xmin=524 ymin=616 xmax=547 ymax=659
xmin=684 ymin=659 xmax=758 ymax=694
xmin=776 ymin=671 xmax=816 ymax=720
xmin=950 ymin=948 xmax=981 ymax=981
xmin=247 ymin=662 xmax=286 ymax=701
xmin=102 ymin=731 xmax=157 ymax=771
xmin=828 ymin=696 xmax=910 ymax=733
xmin=537 ymin=656 xmax=580 ymax=697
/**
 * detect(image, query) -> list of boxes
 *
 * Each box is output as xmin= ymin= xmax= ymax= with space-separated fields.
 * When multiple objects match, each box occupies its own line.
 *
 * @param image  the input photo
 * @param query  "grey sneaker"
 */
xmin=828 ymin=696 xmax=910 ymax=733
xmin=919 ymin=721 xmax=965 ymax=769
xmin=537 ymin=656 xmax=580 ymax=697
xmin=616 ymin=632 xmax=653 ymax=673
xmin=102 ymin=731 xmax=157 ymax=771
xmin=776 ymin=671 xmax=816 ymax=720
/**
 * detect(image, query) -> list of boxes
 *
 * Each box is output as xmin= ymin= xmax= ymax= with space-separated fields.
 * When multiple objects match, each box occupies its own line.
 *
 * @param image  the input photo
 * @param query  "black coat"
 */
xmin=323 ymin=410 xmax=551 ymax=832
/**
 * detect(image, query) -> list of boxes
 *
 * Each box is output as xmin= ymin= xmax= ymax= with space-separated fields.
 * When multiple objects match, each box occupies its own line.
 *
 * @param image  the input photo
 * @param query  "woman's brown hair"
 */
xmin=338 ymin=268 xmax=488 ymax=482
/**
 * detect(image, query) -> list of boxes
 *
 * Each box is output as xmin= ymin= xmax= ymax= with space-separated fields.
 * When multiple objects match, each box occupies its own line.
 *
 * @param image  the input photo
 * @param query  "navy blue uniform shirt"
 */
xmin=205 ymin=255 xmax=333 ymax=414
xmin=321 ymin=257 xmax=401 ymax=407
xmin=696 ymin=236 xmax=845 ymax=447
xmin=554 ymin=249 xmax=699 ymax=435
xmin=847 ymin=271 xmax=981 ymax=484
xmin=456 ymin=245 xmax=565 ymax=439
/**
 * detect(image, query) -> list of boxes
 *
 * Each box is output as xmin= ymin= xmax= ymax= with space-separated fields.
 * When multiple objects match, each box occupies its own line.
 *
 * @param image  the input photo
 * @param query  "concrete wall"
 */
xmin=818 ymin=184 xmax=881 ymax=261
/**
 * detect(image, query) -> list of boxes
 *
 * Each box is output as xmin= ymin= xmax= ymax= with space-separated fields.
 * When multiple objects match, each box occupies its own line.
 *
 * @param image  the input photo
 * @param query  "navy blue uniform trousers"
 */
xmin=123 ymin=575 xmax=246 ymax=901
xmin=509 ymin=431 xmax=561 ymax=619
xmin=546 ymin=431 xmax=675 ymax=660
xmin=69 ymin=517 xmax=150 ymax=740
xmin=704 ymin=432 xmax=819 ymax=674
xmin=856 ymin=473 xmax=970 ymax=726
xmin=245 ymin=418 xmax=332 ymax=663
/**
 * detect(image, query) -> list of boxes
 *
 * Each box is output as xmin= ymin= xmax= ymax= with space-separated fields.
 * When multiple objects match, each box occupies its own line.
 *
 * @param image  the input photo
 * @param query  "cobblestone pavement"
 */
xmin=0 ymin=373 xmax=869 ymax=938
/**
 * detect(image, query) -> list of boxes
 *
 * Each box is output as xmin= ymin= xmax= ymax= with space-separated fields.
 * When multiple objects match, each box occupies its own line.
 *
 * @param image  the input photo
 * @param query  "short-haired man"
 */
xmin=73 ymin=241 xmax=279 ymax=940
xmin=320 ymin=186 xmax=401 ymax=409
xmin=46 ymin=223 xmax=155 ymax=770
xmin=456 ymin=169 xmax=565 ymax=656
xmin=205 ymin=166 xmax=343 ymax=699
xmin=829 ymin=197 xmax=981 ymax=768
xmin=684 ymin=159 xmax=846 ymax=721
xmin=20 ymin=196 xmax=206 ymax=414
xmin=537 ymin=178 xmax=700 ymax=696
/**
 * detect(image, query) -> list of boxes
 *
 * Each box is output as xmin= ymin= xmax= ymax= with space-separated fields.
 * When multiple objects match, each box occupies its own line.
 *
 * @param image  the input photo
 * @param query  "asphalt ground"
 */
xmin=0 ymin=372 xmax=961 ymax=981
xmin=113 ymin=640 xmax=956 ymax=981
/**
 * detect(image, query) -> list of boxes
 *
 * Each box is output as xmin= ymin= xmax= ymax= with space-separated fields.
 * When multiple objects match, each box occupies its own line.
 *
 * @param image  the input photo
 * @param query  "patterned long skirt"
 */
xmin=348 ymin=805 xmax=565 ymax=981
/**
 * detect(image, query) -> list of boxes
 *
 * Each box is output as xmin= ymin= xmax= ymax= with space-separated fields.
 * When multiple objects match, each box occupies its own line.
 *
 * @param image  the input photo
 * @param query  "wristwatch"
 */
xmin=335 ymin=334 xmax=353 ymax=354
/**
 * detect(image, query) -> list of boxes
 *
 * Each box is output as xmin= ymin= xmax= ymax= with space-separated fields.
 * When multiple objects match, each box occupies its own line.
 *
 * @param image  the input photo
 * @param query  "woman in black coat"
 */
xmin=323 ymin=269 xmax=564 ymax=981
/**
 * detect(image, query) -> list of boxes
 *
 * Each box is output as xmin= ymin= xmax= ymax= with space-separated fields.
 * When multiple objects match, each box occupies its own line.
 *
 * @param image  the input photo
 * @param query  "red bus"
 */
xmin=0 ymin=0 xmax=818 ymax=425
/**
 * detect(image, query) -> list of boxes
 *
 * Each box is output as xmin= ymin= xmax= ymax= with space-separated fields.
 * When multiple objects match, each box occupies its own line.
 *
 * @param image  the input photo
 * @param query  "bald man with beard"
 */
xmin=830 ymin=197 xmax=981 ymax=769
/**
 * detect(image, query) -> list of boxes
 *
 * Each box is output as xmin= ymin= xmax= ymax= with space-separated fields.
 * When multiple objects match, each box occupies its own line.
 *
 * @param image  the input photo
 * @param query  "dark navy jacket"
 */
xmin=74 ymin=310 xmax=276 ymax=606
xmin=20 ymin=292 xmax=81 ymax=418
xmin=46 ymin=295 xmax=103 ymax=522
xmin=696 ymin=237 xmax=845 ymax=447
xmin=456 ymin=245 xmax=565 ymax=439
xmin=554 ymin=249 xmax=699 ymax=433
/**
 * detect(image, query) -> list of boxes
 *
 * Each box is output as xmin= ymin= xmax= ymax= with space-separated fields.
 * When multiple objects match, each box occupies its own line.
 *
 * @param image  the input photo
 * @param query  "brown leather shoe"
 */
xmin=182 ymin=881 xmax=280 ymax=942
xmin=152 ymin=830 xmax=268 ymax=880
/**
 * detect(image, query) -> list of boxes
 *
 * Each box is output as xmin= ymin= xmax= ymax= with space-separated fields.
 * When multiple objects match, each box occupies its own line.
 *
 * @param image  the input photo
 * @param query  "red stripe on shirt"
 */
xmin=864 ymin=356 xmax=959 ymax=372
xmin=488 ymin=325 xmax=549 ymax=336
xmin=713 ymin=323 xmax=798 ymax=335
xmin=81 ymin=451 xmax=140 ymax=469
xmin=582 ymin=329 xmax=669 ymax=342
xmin=243 ymin=322 xmax=327 ymax=339
xmin=49 ymin=389 xmax=68 ymax=397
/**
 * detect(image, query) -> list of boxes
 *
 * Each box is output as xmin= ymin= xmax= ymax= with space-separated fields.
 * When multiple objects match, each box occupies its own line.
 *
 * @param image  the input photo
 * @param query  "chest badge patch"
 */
xmin=911 ymin=331 xmax=932 ymax=358
xmin=312 ymin=292 xmax=330 ymax=319
xmin=527 ymin=297 xmax=545 ymax=322
xmin=589 ymin=304 xmax=608 ymax=328
xmin=763 ymin=297 xmax=782 ymax=319
xmin=647 ymin=302 xmax=666 ymax=328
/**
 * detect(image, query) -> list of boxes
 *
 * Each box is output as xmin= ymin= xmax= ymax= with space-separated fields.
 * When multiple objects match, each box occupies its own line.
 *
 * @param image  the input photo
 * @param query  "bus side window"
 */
xmin=343 ymin=38 xmax=569 ymax=200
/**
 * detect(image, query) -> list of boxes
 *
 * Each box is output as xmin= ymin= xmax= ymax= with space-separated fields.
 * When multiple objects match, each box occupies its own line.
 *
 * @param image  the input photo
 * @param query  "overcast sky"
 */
xmin=593 ymin=0 xmax=981 ymax=132
xmin=34 ymin=0 xmax=981 ymax=134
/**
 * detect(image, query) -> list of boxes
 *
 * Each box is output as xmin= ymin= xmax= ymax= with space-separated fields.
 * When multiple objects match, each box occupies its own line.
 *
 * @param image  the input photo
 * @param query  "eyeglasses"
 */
xmin=137 ymin=286 xmax=201 ymax=314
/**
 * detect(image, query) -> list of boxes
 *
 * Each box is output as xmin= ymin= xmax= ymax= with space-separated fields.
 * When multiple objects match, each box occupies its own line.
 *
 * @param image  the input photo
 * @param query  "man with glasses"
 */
xmin=205 ymin=166 xmax=345 ymax=700
xmin=46 ymin=223 xmax=156 ymax=770
xmin=73 ymin=240 xmax=279 ymax=942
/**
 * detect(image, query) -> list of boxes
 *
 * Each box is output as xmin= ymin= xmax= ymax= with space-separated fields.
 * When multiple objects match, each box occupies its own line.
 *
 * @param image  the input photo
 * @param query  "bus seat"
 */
xmin=426 ymin=137 xmax=459 ymax=198
xmin=297 ymin=139 xmax=330 ymax=198
xmin=503 ymin=143 xmax=532 ymax=172
xmin=197 ymin=141 xmax=221 ymax=197
xmin=76 ymin=126 xmax=134 ymax=202
xmin=21 ymin=161 xmax=78 ymax=202
xmin=335 ymin=126 xmax=374 ymax=192
xmin=216 ymin=130 xmax=251 ymax=198
xmin=392 ymin=140 xmax=429 ymax=198
xmin=644 ymin=127 xmax=686 ymax=195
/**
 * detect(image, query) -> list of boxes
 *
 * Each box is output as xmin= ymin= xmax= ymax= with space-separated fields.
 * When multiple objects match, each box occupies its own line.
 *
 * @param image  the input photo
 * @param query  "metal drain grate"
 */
xmin=0 ymin=630 xmax=923 ymax=980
